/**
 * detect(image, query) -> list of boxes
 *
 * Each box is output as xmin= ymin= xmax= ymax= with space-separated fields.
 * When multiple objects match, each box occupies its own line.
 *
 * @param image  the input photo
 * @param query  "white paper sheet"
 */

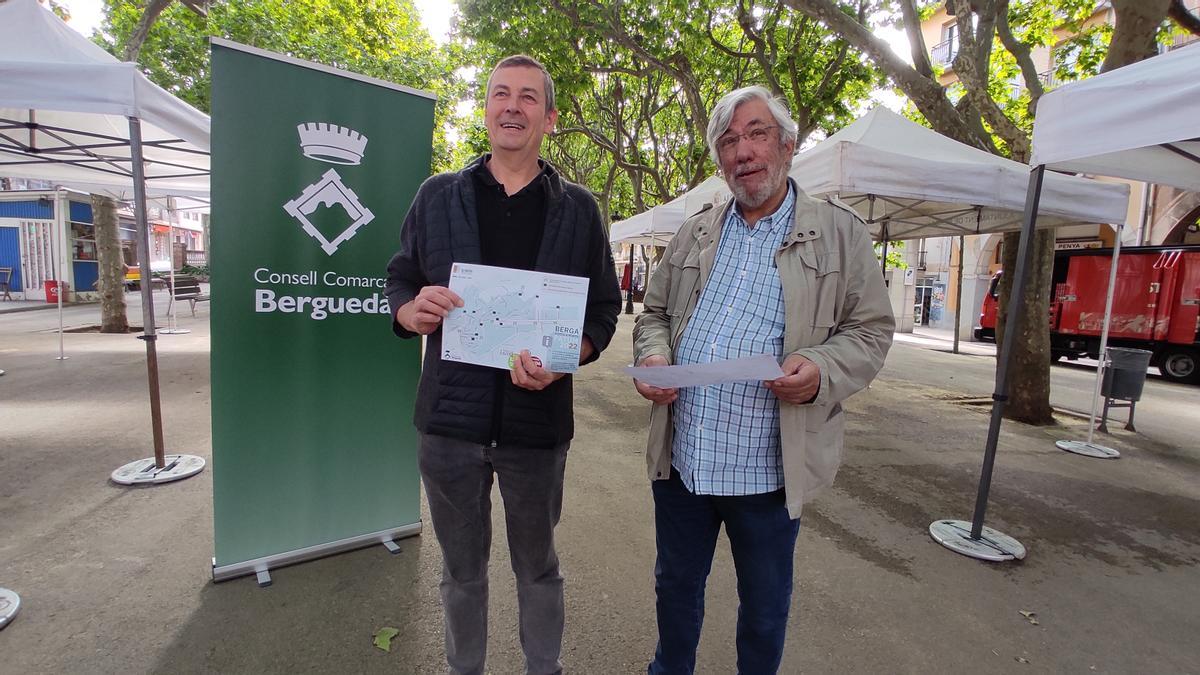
xmin=624 ymin=354 xmax=785 ymax=389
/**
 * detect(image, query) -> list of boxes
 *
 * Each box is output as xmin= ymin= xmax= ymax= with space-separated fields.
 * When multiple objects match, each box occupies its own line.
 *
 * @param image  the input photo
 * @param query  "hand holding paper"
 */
xmin=765 ymin=353 xmax=821 ymax=404
xmin=633 ymin=355 xmax=678 ymax=405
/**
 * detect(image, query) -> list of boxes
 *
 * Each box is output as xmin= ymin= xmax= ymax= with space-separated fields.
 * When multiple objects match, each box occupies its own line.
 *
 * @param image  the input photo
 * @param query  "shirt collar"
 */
xmin=473 ymin=154 xmax=549 ymax=195
xmin=730 ymin=182 xmax=795 ymax=234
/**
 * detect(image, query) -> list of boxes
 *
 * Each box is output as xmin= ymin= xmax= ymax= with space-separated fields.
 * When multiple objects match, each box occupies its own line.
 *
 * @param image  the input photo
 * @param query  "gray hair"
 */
xmin=705 ymin=86 xmax=798 ymax=165
xmin=489 ymin=54 xmax=557 ymax=113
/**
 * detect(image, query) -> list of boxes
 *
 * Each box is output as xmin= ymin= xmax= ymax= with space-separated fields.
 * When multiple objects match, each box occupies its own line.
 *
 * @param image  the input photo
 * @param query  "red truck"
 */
xmin=975 ymin=245 xmax=1200 ymax=384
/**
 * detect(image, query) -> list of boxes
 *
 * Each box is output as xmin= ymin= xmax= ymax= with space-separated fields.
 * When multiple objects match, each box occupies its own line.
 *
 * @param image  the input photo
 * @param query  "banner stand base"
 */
xmin=929 ymin=519 xmax=1027 ymax=562
xmin=0 ymin=587 xmax=20 ymax=629
xmin=160 ymin=328 xmax=192 ymax=335
xmin=213 ymin=522 xmax=422 ymax=583
xmin=111 ymin=455 xmax=206 ymax=485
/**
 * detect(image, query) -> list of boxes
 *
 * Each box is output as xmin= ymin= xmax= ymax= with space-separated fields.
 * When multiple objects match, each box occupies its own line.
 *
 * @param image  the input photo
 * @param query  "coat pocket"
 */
xmin=799 ymin=249 xmax=841 ymax=344
xmin=667 ymin=247 xmax=701 ymax=317
xmin=803 ymin=401 xmax=845 ymax=493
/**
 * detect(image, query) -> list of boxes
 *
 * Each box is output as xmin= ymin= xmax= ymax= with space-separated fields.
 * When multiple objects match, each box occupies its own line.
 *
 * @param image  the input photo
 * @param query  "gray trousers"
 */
xmin=418 ymin=433 xmax=569 ymax=675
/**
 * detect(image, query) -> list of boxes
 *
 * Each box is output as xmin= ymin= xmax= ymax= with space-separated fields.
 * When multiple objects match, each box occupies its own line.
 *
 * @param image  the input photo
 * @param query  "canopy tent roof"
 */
xmin=609 ymin=193 xmax=687 ymax=245
xmin=1030 ymin=43 xmax=1200 ymax=189
xmin=789 ymin=107 xmax=1129 ymax=241
xmin=0 ymin=0 xmax=210 ymax=198
xmin=610 ymin=106 xmax=1128 ymax=246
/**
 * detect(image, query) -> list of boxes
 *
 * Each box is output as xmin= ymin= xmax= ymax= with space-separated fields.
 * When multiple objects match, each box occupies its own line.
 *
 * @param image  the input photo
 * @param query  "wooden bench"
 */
xmin=168 ymin=274 xmax=210 ymax=316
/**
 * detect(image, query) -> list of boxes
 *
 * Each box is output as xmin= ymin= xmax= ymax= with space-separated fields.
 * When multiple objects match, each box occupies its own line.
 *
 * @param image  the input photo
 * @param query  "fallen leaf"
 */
xmin=1015 ymin=656 xmax=1030 ymax=664
xmin=373 ymin=627 xmax=400 ymax=653
xmin=1019 ymin=610 xmax=1040 ymax=625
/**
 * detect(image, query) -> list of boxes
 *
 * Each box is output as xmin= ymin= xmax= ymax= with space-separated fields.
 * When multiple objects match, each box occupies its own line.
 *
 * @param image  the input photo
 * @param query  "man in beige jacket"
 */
xmin=632 ymin=86 xmax=894 ymax=674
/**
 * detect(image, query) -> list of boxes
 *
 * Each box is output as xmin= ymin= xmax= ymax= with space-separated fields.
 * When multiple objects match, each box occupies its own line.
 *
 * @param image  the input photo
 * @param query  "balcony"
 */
xmin=1166 ymin=30 xmax=1199 ymax=51
xmin=1038 ymin=69 xmax=1061 ymax=88
xmin=931 ymin=38 xmax=959 ymax=69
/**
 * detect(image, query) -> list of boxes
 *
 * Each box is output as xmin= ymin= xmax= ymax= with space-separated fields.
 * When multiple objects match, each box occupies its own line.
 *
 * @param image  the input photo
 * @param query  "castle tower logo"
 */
xmin=282 ymin=122 xmax=375 ymax=255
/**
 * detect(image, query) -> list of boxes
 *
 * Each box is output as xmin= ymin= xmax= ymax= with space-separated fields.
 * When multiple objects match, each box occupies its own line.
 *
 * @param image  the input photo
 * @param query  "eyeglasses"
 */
xmin=716 ymin=125 xmax=780 ymax=155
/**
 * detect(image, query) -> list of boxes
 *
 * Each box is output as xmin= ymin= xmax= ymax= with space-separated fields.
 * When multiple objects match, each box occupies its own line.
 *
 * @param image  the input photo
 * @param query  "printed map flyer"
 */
xmin=443 ymin=263 xmax=589 ymax=373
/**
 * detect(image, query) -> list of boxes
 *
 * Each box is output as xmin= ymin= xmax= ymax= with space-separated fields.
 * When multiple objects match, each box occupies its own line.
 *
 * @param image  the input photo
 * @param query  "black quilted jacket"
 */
xmin=385 ymin=156 xmax=621 ymax=449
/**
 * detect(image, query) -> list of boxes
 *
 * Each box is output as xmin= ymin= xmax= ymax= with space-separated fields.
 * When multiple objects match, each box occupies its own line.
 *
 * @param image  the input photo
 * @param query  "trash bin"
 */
xmin=44 ymin=280 xmax=68 ymax=303
xmin=1102 ymin=347 xmax=1152 ymax=401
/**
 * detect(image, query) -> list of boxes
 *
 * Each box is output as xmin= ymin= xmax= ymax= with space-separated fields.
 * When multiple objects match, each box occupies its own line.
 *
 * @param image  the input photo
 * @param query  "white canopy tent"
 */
xmin=610 ymin=106 xmax=1128 ymax=247
xmin=0 ymin=0 xmax=210 ymax=199
xmin=609 ymin=193 xmax=687 ymax=246
xmin=681 ymin=174 xmax=730 ymax=220
xmin=790 ymin=106 xmax=1128 ymax=240
xmin=1031 ymin=43 xmax=1200 ymax=189
xmin=0 ymin=0 xmax=210 ymax=481
xmin=932 ymin=44 xmax=1200 ymax=563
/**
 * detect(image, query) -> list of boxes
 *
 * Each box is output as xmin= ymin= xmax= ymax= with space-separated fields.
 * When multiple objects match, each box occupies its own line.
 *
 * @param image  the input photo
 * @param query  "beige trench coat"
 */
xmin=632 ymin=181 xmax=895 ymax=519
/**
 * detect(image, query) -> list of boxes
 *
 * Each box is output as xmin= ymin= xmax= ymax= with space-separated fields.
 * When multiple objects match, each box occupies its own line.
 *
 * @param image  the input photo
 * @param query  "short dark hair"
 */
xmin=488 ymin=54 xmax=556 ymax=112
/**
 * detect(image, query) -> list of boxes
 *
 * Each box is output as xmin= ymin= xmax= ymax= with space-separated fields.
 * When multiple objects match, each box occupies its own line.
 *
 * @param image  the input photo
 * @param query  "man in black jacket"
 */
xmin=385 ymin=55 xmax=621 ymax=675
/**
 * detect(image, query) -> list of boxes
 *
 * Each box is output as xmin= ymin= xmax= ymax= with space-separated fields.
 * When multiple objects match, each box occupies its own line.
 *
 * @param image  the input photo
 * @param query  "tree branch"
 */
xmin=123 ymin=0 xmax=175 ymax=63
xmin=899 ymin=0 xmax=934 ymax=78
xmin=949 ymin=0 xmax=1030 ymax=160
xmin=782 ymin=0 xmax=988 ymax=150
xmin=1169 ymin=0 xmax=1200 ymax=36
xmin=994 ymin=0 xmax=1044 ymax=117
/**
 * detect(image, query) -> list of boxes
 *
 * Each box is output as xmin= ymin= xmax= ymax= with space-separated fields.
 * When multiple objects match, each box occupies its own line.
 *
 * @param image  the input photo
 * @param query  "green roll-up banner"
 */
xmin=210 ymin=40 xmax=433 ymax=581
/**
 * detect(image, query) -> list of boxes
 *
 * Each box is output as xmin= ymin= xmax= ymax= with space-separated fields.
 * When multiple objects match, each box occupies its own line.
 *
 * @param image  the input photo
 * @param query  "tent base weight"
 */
xmin=0 ymin=587 xmax=20 ymax=629
xmin=1056 ymin=440 xmax=1120 ymax=459
xmin=111 ymin=454 xmax=205 ymax=485
xmin=929 ymin=519 xmax=1026 ymax=562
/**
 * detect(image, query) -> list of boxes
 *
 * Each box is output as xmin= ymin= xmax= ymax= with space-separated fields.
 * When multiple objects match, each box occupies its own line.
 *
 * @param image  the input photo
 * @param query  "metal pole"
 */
xmin=624 ymin=244 xmax=635 ymax=314
xmin=969 ymin=165 xmax=1046 ymax=540
xmin=129 ymin=117 xmax=166 ymax=469
xmin=55 ymin=190 xmax=67 ymax=360
xmin=955 ymin=212 xmax=974 ymax=355
xmin=1086 ymin=225 xmax=1124 ymax=445
xmin=879 ymin=220 xmax=890 ymax=276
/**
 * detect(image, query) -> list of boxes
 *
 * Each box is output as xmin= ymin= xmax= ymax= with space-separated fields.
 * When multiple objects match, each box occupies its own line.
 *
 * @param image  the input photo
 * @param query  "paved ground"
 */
xmin=1 ymin=298 xmax=1198 ymax=673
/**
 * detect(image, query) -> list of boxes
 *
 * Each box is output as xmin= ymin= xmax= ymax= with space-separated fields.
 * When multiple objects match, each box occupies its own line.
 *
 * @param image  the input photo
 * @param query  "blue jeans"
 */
xmin=649 ymin=469 xmax=801 ymax=675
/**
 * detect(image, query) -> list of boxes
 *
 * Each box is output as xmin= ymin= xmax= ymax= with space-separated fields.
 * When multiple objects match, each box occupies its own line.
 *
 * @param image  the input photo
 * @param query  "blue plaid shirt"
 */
xmin=672 ymin=185 xmax=795 ymax=496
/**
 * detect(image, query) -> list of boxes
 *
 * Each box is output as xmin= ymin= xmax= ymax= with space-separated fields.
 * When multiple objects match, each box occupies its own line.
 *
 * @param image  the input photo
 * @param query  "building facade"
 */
xmin=910 ymin=2 xmax=1199 ymax=339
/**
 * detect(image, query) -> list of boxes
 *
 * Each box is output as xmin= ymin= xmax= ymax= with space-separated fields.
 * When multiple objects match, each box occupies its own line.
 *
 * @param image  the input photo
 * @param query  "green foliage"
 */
xmin=875 ymin=240 xmax=907 ymax=270
xmin=180 ymin=263 xmax=209 ymax=277
xmin=455 ymin=0 xmax=881 ymax=221
xmin=94 ymin=0 xmax=464 ymax=172
xmin=46 ymin=0 xmax=70 ymax=21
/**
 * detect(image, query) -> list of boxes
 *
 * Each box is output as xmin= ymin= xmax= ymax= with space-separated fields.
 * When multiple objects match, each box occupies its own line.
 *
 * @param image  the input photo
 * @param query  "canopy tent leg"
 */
xmin=879 ymin=219 xmax=890 ymax=277
xmin=953 ymin=232 xmax=966 ymax=354
xmin=109 ymin=116 xmax=205 ymax=487
xmin=1057 ymin=224 xmax=1124 ymax=459
xmin=54 ymin=189 xmax=68 ymax=361
xmin=929 ymin=166 xmax=1045 ymax=562
xmin=624 ymin=245 xmax=635 ymax=315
